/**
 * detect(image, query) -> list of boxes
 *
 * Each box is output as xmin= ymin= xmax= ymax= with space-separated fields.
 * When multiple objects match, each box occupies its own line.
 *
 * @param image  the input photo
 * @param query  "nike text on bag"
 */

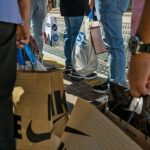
xmin=13 ymin=69 xmax=68 ymax=149
xmin=59 ymin=98 xmax=141 ymax=150
xmin=43 ymin=15 xmax=60 ymax=47
xmin=90 ymin=21 xmax=107 ymax=54
xmin=72 ymin=18 xmax=98 ymax=76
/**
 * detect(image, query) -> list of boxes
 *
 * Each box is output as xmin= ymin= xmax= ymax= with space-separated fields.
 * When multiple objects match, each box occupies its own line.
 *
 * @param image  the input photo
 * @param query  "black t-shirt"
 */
xmin=60 ymin=0 xmax=90 ymax=16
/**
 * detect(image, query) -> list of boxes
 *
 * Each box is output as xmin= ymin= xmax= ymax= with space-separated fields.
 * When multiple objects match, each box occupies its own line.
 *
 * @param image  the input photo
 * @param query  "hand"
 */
xmin=16 ymin=23 xmax=30 ymax=48
xmin=47 ymin=1 xmax=52 ymax=13
xmin=128 ymin=53 xmax=150 ymax=97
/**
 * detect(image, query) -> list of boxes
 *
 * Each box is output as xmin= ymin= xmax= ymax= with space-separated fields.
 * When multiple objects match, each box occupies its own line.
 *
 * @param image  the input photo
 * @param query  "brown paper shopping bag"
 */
xmin=105 ymin=110 xmax=150 ymax=150
xmin=13 ymin=70 xmax=68 ymax=150
xmin=90 ymin=21 xmax=107 ymax=54
xmin=59 ymin=98 xmax=141 ymax=150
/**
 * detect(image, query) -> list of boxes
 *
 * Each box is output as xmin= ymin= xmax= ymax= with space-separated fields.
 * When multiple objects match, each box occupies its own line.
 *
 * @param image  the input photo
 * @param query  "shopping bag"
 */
xmin=13 ymin=70 xmax=68 ymax=149
xmin=13 ymin=53 xmax=68 ymax=149
xmin=43 ymin=15 xmax=60 ymax=47
xmin=17 ymin=44 xmax=37 ymax=64
xmin=90 ymin=21 xmax=107 ymax=54
xmin=17 ymin=44 xmax=41 ymax=72
xmin=107 ymin=83 xmax=150 ymax=150
xmin=72 ymin=17 xmax=98 ymax=76
xmin=59 ymin=98 xmax=141 ymax=150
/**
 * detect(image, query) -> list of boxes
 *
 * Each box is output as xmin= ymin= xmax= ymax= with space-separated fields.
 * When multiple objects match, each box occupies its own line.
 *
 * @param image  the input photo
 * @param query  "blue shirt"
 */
xmin=0 ymin=0 xmax=23 ymax=24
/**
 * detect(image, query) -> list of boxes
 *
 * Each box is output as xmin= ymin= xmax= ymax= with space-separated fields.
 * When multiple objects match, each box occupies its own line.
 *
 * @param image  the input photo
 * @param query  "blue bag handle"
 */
xmin=17 ymin=45 xmax=37 ymax=70
xmin=17 ymin=48 xmax=26 ymax=65
xmin=24 ymin=45 xmax=37 ymax=65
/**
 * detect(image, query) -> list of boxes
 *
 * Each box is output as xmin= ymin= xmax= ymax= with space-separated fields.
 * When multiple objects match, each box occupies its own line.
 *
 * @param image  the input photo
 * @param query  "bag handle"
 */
xmin=17 ymin=44 xmax=37 ymax=71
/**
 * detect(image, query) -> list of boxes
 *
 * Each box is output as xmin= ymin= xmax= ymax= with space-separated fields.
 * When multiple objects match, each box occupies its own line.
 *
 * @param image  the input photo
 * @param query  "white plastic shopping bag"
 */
xmin=43 ymin=15 xmax=60 ymax=47
xmin=72 ymin=17 xmax=98 ymax=76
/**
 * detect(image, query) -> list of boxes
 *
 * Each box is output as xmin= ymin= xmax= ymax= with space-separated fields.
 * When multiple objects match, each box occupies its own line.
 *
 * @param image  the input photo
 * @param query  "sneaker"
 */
xmin=69 ymin=70 xmax=84 ymax=80
xmin=85 ymin=73 xmax=97 ymax=80
xmin=64 ymin=65 xmax=72 ymax=74
xmin=93 ymin=80 xmax=109 ymax=94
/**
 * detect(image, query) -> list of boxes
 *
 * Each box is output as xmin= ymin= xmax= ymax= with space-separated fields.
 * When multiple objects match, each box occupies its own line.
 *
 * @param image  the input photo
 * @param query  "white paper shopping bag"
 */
xmin=43 ymin=15 xmax=60 ymax=47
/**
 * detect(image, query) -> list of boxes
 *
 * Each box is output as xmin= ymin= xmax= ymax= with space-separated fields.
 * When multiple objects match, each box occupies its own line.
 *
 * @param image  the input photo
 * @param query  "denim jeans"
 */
xmin=64 ymin=16 xmax=84 ymax=66
xmin=30 ymin=0 xmax=47 ymax=58
xmin=95 ymin=0 xmax=130 ymax=85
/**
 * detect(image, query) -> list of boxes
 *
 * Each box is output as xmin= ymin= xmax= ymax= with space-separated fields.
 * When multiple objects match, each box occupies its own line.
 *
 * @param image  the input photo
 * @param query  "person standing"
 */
xmin=128 ymin=0 xmax=150 ymax=97
xmin=60 ymin=0 xmax=95 ymax=79
xmin=89 ymin=0 xmax=130 ymax=93
xmin=30 ymin=0 xmax=53 ymax=60
xmin=30 ymin=0 xmax=56 ymax=70
xmin=0 ymin=0 xmax=30 ymax=149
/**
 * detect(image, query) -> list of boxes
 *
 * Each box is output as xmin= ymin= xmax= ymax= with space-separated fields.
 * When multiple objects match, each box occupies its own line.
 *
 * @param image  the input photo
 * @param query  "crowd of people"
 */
xmin=0 ymin=0 xmax=150 ymax=149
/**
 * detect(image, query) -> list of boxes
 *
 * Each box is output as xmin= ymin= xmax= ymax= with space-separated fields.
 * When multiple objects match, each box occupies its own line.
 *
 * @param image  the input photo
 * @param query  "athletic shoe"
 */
xmin=93 ymin=80 xmax=109 ymax=94
xmin=69 ymin=70 xmax=84 ymax=80
xmin=64 ymin=65 xmax=72 ymax=74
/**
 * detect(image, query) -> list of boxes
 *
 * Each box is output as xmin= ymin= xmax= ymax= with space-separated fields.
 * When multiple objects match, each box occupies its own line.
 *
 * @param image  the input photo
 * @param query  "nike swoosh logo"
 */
xmin=26 ymin=120 xmax=53 ymax=143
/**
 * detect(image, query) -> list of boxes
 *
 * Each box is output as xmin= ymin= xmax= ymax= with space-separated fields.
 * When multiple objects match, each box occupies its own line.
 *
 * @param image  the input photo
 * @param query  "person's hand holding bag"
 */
xmin=16 ymin=0 xmax=30 ymax=48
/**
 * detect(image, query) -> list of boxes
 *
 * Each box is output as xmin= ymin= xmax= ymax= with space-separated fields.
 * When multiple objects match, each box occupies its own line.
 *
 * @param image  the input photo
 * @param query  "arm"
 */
xmin=16 ymin=0 xmax=30 ymax=48
xmin=128 ymin=0 xmax=150 ymax=97
xmin=136 ymin=0 xmax=150 ymax=43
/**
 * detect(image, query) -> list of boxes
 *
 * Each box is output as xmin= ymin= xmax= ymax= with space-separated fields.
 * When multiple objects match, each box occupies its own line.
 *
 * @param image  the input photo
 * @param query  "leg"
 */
xmin=95 ymin=0 xmax=101 ymax=21
xmin=64 ymin=16 xmax=83 ymax=66
xmin=70 ymin=16 xmax=84 ymax=51
xmin=100 ymin=0 xmax=130 ymax=85
xmin=0 ymin=22 xmax=16 ymax=150
xmin=31 ymin=0 xmax=47 ymax=58
xmin=64 ymin=17 xmax=72 ymax=66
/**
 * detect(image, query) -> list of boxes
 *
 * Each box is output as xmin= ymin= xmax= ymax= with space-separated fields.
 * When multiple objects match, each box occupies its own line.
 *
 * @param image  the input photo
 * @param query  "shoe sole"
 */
xmin=93 ymin=89 xmax=108 ymax=94
xmin=69 ymin=74 xmax=84 ymax=79
xmin=84 ymin=75 xmax=97 ymax=80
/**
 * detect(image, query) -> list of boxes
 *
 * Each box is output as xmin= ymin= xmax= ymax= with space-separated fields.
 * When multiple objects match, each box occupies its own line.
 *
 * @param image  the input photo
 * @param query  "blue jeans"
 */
xmin=95 ymin=0 xmax=130 ymax=85
xmin=64 ymin=16 xmax=83 ymax=66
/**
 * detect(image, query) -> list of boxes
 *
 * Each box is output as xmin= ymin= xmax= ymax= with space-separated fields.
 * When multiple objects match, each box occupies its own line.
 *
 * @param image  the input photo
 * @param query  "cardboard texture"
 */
xmin=59 ymin=98 xmax=141 ymax=150
xmin=13 ymin=70 xmax=68 ymax=149
xmin=105 ymin=111 xmax=150 ymax=150
xmin=90 ymin=21 xmax=107 ymax=54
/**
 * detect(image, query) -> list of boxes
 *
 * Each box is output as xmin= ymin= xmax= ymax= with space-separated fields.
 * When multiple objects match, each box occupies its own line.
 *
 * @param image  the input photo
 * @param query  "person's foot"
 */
xmin=64 ymin=65 xmax=72 ymax=74
xmin=93 ymin=80 xmax=109 ymax=94
xmin=85 ymin=73 xmax=97 ymax=80
xmin=69 ymin=70 xmax=84 ymax=80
